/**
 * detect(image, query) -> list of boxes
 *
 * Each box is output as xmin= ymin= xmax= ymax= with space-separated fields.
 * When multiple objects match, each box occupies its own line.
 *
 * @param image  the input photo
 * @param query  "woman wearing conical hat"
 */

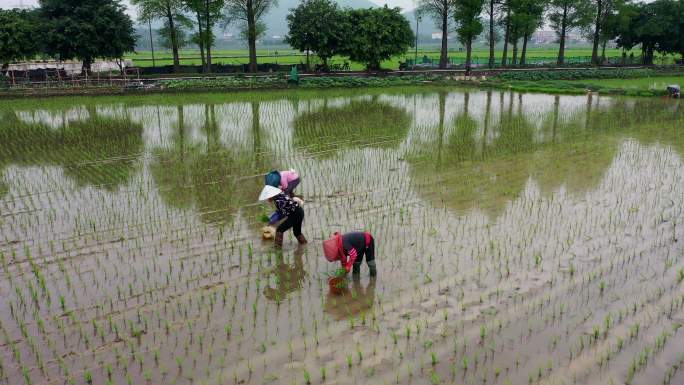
xmin=258 ymin=185 xmax=307 ymax=248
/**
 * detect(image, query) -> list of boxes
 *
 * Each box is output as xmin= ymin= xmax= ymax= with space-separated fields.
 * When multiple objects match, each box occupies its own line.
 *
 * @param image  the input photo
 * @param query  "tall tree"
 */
xmin=226 ymin=0 xmax=278 ymax=72
xmin=548 ymin=0 xmax=592 ymax=65
xmin=610 ymin=0 xmax=638 ymax=62
xmin=0 ymin=9 xmax=39 ymax=71
xmin=340 ymin=6 xmax=414 ymax=71
xmin=157 ymin=15 xmax=193 ymax=51
xmin=184 ymin=0 xmax=227 ymax=72
xmin=515 ymin=0 xmax=545 ymax=66
xmin=499 ymin=0 xmax=512 ymax=66
xmin=417 ymin=0 xmax=454 ymax=69
xmin=614 ymin=0 xmax=681 ymax=65
xmin=589 ymin=0 xmax=613 ymax=64
xmin=657 ymin=0 xmax=684 ymax=60
xmin=484 ymin=0 xmax=500 ymax=68
xmin=132 ymin=0 xmax=186 ymax=72
xmin=454 ymin=0 xmax=484 ymax=73
xmin=39 ymin=0 xmax=136 ymax=73
xmin=506 ymin=0 xmax=525 ymax=66
xmin=285 ymin=0 xmax=346 ymax=70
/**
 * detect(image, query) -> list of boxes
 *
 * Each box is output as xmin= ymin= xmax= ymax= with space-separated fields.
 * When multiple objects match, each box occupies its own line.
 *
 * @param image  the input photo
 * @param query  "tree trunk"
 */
xmin=600 ymin=40 xmax=607 ymax=63
xmin=584 ymin=92 xmax=592 ymax=129
xmin=247 ymin=0 xmax=258 ymax=73
xmin=148 ymin=19 xmax=156 ymax=67
xmin=488 ymin=0 xmax=495 ymax=68
xmin=306 ymin=49 xmax=310 ymax=71
xmin=166 ymin=6 xmax=181 ymax=73
xmin=436 ymin=91 xmax=446 ymax=167
xmin=464 ymin=91 xmax=470 ymax=116
xmin=439 ymin=11 xmax=448 ymax=69
xmin=501 ymin=7 xmax=511 ymax=67
xmin=641 ymin=45 xmax=646 ymax=65
xmin=645 ymin=45 xmax=654 ymax=65
xmin=520 ymin=31 xmax=529 ymax=66
xmin=206 ymin=42 xmax=212 ymax=72
xmin=465 ymin=38 xmax=473 ymax=74
xmin=196 ymin=12 xmax=207 ymax=72
xmin=205 ymin=0 xmax=212 ymax=71
xmin=251 ymin=101 xmax=262 ymax=165
xmin=591 ymin=0 xmax=602 ymax=65
xmin=178 ymin=105 xmax=186 ymax=161
xmin=512 ymin=39 xmax=518 ymax=66
xmin=552 ymin=95 xmax=559 ymax=142
xmin=82 ymin=57 xmax=92 ymax=75
xmin=557 ymin=5 xmax=568 ymax=66
xmin=482 ymin=90 xmax=492 ymax=157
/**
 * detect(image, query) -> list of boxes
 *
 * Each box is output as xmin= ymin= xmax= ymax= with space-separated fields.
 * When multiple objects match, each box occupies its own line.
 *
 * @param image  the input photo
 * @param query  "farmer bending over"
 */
xmin=259 ymin=185 xmax=307 ymax=248
xmin=323 ymin=231 xmax=376 ymax=276
xmin=266 ymin=169 xmax=300 ymax=197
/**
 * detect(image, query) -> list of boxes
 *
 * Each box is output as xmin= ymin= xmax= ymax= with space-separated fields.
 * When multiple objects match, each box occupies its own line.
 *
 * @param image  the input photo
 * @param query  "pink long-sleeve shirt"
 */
xmin=279 ymin=170 xmax=299 ymax=189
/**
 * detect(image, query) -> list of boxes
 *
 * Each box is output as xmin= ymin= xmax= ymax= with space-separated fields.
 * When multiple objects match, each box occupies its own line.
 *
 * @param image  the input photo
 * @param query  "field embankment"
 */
xmin=480 ymin=67 xmax=684 ymax=97
xmin=1 ymin=67 xmax=683 ymax=98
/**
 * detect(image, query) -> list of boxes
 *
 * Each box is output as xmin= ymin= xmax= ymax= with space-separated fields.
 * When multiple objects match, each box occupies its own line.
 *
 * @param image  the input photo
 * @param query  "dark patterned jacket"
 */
xmin=272 ymin=193 xmax=299 ymax=217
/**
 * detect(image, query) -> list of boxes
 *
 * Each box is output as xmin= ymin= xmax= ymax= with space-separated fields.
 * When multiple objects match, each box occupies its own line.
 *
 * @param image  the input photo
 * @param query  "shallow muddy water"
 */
xmin=1 ymin=88 xmax=683 ymax=385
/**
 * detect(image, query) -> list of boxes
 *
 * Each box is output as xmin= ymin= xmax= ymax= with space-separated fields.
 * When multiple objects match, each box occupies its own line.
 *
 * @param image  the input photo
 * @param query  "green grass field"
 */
xmin=126 ymin=47 xmax=654 ymax=70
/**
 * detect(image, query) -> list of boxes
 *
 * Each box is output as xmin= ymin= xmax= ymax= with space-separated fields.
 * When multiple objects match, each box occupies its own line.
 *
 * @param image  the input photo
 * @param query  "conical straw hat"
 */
xmin=258 ymin=185 xmax=282 ymax=201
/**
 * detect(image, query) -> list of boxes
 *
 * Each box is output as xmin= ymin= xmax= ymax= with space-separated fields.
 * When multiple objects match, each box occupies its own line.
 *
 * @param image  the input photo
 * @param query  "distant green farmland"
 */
xmin=126 ymin=47 xmax=668 ymax=70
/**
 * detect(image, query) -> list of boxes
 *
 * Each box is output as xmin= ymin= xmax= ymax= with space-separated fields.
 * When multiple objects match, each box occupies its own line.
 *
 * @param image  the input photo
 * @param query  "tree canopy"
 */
xmin=131 ymin=0 xmax=186 ymax=71
xmin=285 ymin=0 xmax=347 ymax=69
xmin=339 ymin=6 xmax=414 ymax=70
xmin=0 ymin=9 xmax=39 ymax=69
xmin=225 ymin=0 xmax=278 ymax=72
xmin=454 ymin=0 xmax=484 ymax=71
xmin=614 ymin=0 xmax=684 ymax=64
xmin=416 ymin=0 xmax=454 ymax=68
xmin=39 ymin=0 xmax=136 ymax=72
xmin=548 ymin=0 xmax=593 ymax=64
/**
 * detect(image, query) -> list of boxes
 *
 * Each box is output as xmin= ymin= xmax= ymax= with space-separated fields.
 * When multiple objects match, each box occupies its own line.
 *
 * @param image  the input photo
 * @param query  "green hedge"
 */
xmin=159 ymin=74 xmax=449 ymax=90
xmin=159 ymin=76 xmax=283 ymax=89
xmin=299 ymin=75 xmax=442 ymax=88
xmin=495 ymin=68 xmax=657 ymax=81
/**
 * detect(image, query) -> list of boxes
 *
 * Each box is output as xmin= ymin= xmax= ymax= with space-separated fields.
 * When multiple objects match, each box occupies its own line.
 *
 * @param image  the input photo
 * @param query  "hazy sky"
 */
xmin=0 ymin=0 xmax=417 ymax=13
xmin=0 ymin=0 xmax=138 ymax=15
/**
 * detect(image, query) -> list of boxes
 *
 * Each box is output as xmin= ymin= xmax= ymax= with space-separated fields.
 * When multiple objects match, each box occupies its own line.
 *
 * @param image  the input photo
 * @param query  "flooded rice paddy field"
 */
xmin=0 ymin=88 xmax=683 ymax=385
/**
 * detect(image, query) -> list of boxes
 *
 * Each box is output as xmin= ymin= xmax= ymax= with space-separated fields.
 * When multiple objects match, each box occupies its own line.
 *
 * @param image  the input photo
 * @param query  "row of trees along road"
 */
xmin=131 ymin=0 xmax=277 ymax=73
xmin=416 ymin=0 xmax=684 ymax=70
xmin=1 ymin=0 xmax=683 ymax=73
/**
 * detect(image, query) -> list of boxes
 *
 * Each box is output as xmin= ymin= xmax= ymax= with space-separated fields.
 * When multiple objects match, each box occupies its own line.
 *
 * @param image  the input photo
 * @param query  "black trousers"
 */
xmin=277 ymin=206 xmax=304 ymax=236
xmin=353 ymin=237 xmax=375 ymax=266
